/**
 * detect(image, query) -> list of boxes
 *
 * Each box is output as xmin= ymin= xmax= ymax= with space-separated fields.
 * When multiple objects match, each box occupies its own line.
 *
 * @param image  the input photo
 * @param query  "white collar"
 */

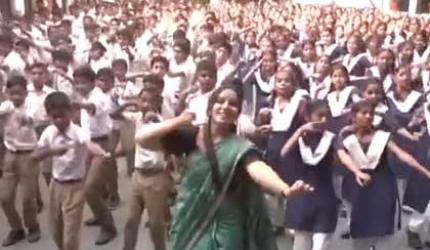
xmin=270 ymin=91 xmax=304 ymax=132
xmin=327 ymin=86 xmax=354 ymax=117
xmin=254 ymin=69 xmax=274 ymax=94
xmin=343 ymin=130 xmax=390 ymax=170
xmin=299 ymin=131 xmax=334 ymax=166
xmin=387 ymin=90 xmax=421 ymax=113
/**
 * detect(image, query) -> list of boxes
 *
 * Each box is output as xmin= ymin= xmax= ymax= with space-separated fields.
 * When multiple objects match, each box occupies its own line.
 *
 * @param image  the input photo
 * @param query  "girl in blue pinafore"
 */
xmin=336 ymin=100 xmax=430 ymax=250
xmin=386 ymin=65 xmax=423 ymax=204
xmin=281 ymin=100 xmax=340 ymax=250
xmin=261 ymin=65 xmax=308 ymax=185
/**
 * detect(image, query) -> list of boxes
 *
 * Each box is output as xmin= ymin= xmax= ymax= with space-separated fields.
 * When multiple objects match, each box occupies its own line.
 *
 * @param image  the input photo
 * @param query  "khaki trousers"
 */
xmin=122 ymin=170 xmax=171 ymax=250
xmin=49 ymin=180 xmax=85 ymax=250
xmin=0 ymin=150 xmax=39 ymax=230
xmin=84 ymin=137 xmax=115 ymax=231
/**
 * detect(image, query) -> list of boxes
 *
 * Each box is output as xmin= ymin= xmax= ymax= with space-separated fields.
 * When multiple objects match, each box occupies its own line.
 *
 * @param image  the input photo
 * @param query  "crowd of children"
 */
xmin=1 ymin=0 xmax=430 ymax=250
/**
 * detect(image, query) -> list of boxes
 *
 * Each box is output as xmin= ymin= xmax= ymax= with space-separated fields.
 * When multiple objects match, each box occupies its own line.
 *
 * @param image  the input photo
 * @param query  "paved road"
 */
xmin=0 ymin=158 xmax=419 ymax=250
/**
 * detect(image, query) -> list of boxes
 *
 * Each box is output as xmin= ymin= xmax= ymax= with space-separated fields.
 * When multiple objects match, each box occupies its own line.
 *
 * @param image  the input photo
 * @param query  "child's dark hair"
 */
xmin=351 ymin=99 xmax=376 ymax=115
xmin=144 ymin=74 xmax=165 ymax=90
xmin=44 ymin=91 xmax=72 ymax=113
xmin=96 ymin=67 xmax=115 ymax=83
xmin=362 ymin=77 xmax=386 ymax=101
xmin=377 ymin=48 xmax=395 ymax=73
xmin=173 ymin=38 xmax=191 ymax=55
xmin=6 ymin=75 xmax=27 ymax=90
xmin=112 ymin=59 xmax=128 ymax=70
xmin=196 ymin=60 xmax=217 ymax=79
xmin=150 ymin=55 xmax=169 ymax=70
xmin=348 ymin=34 xmax=367 ymax=53
xmin=138 ymin=86 xmax=163 ymax=111
xmin=216 ymin=40 xmax=233 ymax=56
xmin=29 ymin=62 xmax=48 ymax=71
xmin=302 ymin=40 xmax=316 ymax=50
xmin=73 ymin=66 xmax=96 ymax=83
xmin=331 ymin=63 xmax=350 ymax=82
xmin=52 ymin=50 xmax=73 ymax=63
xmin=305 ymin=99 xmax=329 ymax=119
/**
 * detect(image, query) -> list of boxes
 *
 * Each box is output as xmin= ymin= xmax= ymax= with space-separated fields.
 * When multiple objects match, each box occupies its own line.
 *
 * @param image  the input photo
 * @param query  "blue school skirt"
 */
xmin=343 ymin=163 xmax=398 ymax=238
xmin=404 ymin=134 xmax=430 ymax=213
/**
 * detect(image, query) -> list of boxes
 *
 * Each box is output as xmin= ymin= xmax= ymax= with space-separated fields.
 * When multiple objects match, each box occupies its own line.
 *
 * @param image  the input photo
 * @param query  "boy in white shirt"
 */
xmin=27 ymin=63 xmax=55 ymax=212
xmin=32 ymin=91 xmax=110 ymax=250
xmin=111 ymin=87 xmax=171 ymax=250
xmin=72 ymin=66 xmax=117 ymax=245
xmin=0 ymin=75 xmax=40 ymax=246
xmin=95 ymin=67 xmax=121 ymax=210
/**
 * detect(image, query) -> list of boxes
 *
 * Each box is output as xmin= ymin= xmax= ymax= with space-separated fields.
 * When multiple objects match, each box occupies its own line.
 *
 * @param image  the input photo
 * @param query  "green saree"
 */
xmin=169 ymin=135 xmax=278 ymax=250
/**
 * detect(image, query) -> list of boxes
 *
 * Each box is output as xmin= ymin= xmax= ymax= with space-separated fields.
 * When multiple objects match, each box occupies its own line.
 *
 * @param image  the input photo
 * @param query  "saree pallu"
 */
xmin=169 ymin=135 xmax=278 ymax=250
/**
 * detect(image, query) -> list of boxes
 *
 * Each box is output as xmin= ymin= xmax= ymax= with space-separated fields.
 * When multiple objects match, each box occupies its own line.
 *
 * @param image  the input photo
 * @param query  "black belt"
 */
xmin=8 ymin=149 xmax=33 ymax=154
xmin=135 ymin=168 xmax=164 ymax=176
xmin=53 ymin=178 xmax=83 ymax=184
xmin=91 ymin=135 xmax=109 ymax=142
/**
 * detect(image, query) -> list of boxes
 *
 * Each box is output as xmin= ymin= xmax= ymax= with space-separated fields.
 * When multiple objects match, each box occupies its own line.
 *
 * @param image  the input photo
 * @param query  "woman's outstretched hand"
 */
xmin=282 ymin=180 xmax=314 ymax=198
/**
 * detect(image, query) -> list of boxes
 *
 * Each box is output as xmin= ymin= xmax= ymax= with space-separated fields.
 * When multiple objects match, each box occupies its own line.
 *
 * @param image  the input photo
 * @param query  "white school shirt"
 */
xmin=89 ymin=55 xmax=111 ymax=74
xmin=2 ymin=50 xmax=26 ymax=75
xmin=216 ymin=63 xmax=235 ymax=87
xmin=0 ymin=100 xmax=38 ymax=151
xmin=79 ymin=87 xmax=112 ymax=138
xmin=187 ymin=90 xmax=213 ymax=126
xmin=27 ymin=84 xmax=55 ymax=127
xmin=38 ymin=123 xmax=90 ymax=181
xmin=123 ymin=112 xmax=167 ymax=171
xmin=169 ymin=57 xmax=196 ymax=89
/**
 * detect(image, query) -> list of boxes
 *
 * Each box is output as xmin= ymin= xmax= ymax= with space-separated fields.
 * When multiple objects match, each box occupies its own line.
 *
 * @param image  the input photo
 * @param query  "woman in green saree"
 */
xmin=136 ymin=82 xmax=313 ymax=250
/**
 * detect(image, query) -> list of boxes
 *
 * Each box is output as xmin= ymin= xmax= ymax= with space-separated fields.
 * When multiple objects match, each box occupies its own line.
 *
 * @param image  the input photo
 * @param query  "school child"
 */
xmin=386 ymin=65 xmax=423 ymax=205
xmin=366 ymin=49 xmax=396 ymax=93
xmin=112 ymin=59 xmax=140 ymax=177
xmin=308 ymin=55 xmax=332 ymax=100
xmin=0 ymin=75 xmax=40 ymax=246
xmin=263 ymin=66 xmax=308 ymax=185
xmin=50 ymin=49 xmax=75 ymax=97
xmin=215 ymin=40 xmax=235 ymax=87
xmin=325 ymin=64 xmax=360 ymax=134
xmin=281 ymin=100 xmax=340 ymax=250
xmin=88 ymin=42 xmax=111 ymax=73
xmin=342 ymin=35 xmax=372 ymax=80
xmin=169 ymin=38 xmax=196 ymax=89
xmin=32 ymin=91 xmax=110 ymax=250
xmin=365 ymin=35 xmax=383 ymax=65
xmin=294 ymin=40 xmax=317 ymax=80
xmin=111 ymin=87 xmax=171 ymax=250
xmin=317 ymin=28 xmax=345 ymax=62
xmin=178 ymin=60 xmax=218 ymax=126
xmin=336 ymin=100 xmax=430 ymax=250
xmin=0 ymin=34 xmax=27 ymax=75
xmin=150 ymin=55 xmax=179 ymax=118
xmin=72 ymin=66 xmax=117 ymax=245
xmin=27 ymin=63 xmax=55 ymax=212
xmin=242 ymin=51 xmax=278 ymax=121
xmin=95 ymin=67 xmax=121 ymax=210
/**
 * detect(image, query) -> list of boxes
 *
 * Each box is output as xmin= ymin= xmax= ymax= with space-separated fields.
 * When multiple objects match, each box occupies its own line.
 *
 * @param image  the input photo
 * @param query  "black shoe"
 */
xmin=27 ymin=227 xmax=41 ymax=243
xmin=85 ymin=217 xmax=99 ymax=226
xmin=407 ymin=230 xmax=424 ymax=249
xmin=340 ymin=230 xmax=351 ymax=239
xmin=95 ymin=227 xmax=116 ymax=245
xmin=2 ymin=229 xmax=25 ymax=247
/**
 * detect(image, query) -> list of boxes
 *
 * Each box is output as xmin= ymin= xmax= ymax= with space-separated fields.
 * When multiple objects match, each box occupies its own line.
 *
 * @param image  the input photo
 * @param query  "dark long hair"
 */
xmin=204 ymin=80 xmax=244 ymax=190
